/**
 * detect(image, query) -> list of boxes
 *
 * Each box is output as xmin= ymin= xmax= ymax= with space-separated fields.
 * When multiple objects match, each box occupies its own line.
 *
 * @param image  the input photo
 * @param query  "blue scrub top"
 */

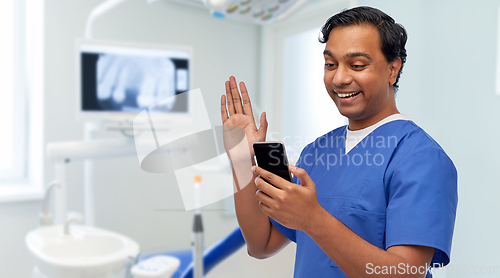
xmin=270 ymin=120 xmax=458 ymax=278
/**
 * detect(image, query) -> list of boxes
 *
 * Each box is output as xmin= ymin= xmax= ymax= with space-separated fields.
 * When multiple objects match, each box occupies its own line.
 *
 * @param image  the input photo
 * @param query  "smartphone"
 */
xmin=253 ymin=141 xmax=293 ymax=183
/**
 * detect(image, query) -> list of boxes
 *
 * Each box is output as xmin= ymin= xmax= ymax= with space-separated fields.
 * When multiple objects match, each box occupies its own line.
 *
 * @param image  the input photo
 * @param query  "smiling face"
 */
xmin=323 ymin=24 xmax=402 ymax=130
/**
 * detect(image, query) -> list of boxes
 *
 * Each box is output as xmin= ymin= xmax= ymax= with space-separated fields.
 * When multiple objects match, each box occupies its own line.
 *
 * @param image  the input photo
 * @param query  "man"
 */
xmin=220 ymin=6 xmax=457 ymax=277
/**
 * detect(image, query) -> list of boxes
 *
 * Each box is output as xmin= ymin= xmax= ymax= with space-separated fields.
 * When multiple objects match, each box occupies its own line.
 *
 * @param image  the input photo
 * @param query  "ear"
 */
xmin=388 ymin=57 xmax=402 ymax=86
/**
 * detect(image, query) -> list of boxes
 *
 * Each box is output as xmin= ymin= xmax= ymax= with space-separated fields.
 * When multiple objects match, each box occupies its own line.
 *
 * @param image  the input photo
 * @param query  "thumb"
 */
xmin=257 ymin=112 xmax=268 ymax=140
xmin=289 ymin=165 xmax=314 ymax=188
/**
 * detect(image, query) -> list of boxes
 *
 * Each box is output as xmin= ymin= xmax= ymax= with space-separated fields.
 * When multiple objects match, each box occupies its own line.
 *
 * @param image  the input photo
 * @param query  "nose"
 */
xmin=332 ymin=65 xmax=353 ymax=87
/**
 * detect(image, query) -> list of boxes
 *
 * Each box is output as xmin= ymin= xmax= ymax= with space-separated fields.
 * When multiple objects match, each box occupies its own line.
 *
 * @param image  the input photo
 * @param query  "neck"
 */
xmin=348 ymin=106 xmax=400 ymax=131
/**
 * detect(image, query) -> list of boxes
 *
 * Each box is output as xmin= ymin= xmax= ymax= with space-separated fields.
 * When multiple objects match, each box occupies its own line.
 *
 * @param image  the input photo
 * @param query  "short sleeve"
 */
xmin=385 ymin=141 xmax=458 ymax=266
xmin=270 ymin=218 xmax=296 ymax=242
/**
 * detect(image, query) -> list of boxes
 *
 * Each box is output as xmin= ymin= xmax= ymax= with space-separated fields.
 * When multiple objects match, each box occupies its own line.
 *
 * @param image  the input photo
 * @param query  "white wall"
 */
xmin=358 ymin=0 xmax=500 ymax=277
xmin=0 ymin=0 xmax=298 ymax=277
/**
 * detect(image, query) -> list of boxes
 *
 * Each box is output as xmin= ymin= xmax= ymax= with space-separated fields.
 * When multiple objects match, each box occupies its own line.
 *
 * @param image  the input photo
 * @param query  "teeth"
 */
xmin=336 ymin=91 xmax=360 ymax=98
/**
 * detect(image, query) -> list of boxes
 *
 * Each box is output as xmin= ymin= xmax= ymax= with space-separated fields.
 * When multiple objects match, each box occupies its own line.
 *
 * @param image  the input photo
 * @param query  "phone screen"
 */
xmin=253 ymin=142 xmax=292 ymax=182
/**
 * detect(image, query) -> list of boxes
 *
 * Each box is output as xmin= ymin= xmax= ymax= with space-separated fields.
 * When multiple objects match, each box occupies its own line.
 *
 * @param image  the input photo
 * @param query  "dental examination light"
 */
xmin=168 ymin=0 xmax=311 ymax=24
xmin=87 ymin=0 xmax=312 ymax=30
xmin=203 ymin=0 xmax=311 ymax=23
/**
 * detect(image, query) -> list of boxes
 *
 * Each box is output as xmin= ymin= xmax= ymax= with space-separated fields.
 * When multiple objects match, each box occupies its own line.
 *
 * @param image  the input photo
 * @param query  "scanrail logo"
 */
xmin=133 ymin=89 xmax=253 ymax=210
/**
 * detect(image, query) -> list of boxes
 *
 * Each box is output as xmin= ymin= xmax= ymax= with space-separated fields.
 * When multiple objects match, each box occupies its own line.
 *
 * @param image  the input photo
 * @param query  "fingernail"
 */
xmin=252 ymin=166 xmax=256 ymax=172
xmin=290 ymin=165 xmax=296 ymax=171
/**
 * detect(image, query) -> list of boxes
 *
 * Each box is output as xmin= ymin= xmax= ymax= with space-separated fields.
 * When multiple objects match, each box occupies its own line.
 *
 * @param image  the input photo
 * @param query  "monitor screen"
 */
xmin=77 ymin=40 xmax=192 ymax=123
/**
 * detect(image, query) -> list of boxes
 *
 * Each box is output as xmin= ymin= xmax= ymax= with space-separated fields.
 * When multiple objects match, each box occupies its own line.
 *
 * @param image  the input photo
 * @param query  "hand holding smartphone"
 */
xmin=253 ymin=141 xmax=293 ymax=183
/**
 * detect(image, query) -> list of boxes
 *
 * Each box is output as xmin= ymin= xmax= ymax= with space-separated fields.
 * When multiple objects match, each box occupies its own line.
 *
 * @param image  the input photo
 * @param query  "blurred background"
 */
xmin=0 ymin=0 xmax=499 ymax=277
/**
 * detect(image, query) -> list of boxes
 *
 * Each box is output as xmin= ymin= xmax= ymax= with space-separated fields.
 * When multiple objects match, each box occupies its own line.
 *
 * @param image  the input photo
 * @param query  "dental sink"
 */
xmin=26 ymin=225 xmax=139 ymax=278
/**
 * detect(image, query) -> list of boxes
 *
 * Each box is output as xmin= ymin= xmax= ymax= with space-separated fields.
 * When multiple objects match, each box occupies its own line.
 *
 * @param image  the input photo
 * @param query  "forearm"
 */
xmin=219 ymin=76 xmax=278 ymax=256
xmin=232 ymin=162 xmax=285 ymax=258
xmin=306 ymin=207 xmax=430 ymax=278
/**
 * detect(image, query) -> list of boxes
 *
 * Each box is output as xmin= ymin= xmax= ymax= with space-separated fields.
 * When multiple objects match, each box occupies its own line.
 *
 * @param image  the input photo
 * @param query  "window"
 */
xmin=0 ymin=0 xmax=44 ymax=201
xmin=281 ymin=27 xmax=346 ymax=153
xmin=259 ymin=0 xmax=349 ymax=163
xmin=497 ymin=5 xmax=500 ymax=95
xmin=0 ymin=0 xmax=26 ymax=180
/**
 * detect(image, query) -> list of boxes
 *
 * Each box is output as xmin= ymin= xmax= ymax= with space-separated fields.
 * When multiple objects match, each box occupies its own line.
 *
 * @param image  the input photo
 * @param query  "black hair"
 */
xmin=319 ymin=6 xmax=407 ymax=93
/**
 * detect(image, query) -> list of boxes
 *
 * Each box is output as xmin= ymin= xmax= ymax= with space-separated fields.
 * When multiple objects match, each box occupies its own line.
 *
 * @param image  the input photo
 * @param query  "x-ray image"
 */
xmin=96 ymin=55 xmax=176 ymax=111
xmin=80 ymin=44 xmax=190 ymax=115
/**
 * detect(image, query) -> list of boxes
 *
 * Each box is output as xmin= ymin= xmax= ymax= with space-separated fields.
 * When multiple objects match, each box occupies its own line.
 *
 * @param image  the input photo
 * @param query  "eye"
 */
xmin=325 ymin=63 xmax=337 ymax=69
xmin=352 ymin=64 xmax=366 ymax=70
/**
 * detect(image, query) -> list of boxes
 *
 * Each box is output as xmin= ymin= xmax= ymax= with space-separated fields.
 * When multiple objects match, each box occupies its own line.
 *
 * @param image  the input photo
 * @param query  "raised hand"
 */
xmin=221 ymin=76 xmax=268 ymax=164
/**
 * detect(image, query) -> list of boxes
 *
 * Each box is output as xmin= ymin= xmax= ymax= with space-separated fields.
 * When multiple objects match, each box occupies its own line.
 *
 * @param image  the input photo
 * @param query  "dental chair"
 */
xmin=138 ymin=227 xmax=245 ymax=278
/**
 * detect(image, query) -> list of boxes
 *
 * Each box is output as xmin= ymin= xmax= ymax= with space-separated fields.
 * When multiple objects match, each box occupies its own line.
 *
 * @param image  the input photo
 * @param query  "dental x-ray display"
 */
xmin=78 ymin=41 xmax=191 ymax=122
